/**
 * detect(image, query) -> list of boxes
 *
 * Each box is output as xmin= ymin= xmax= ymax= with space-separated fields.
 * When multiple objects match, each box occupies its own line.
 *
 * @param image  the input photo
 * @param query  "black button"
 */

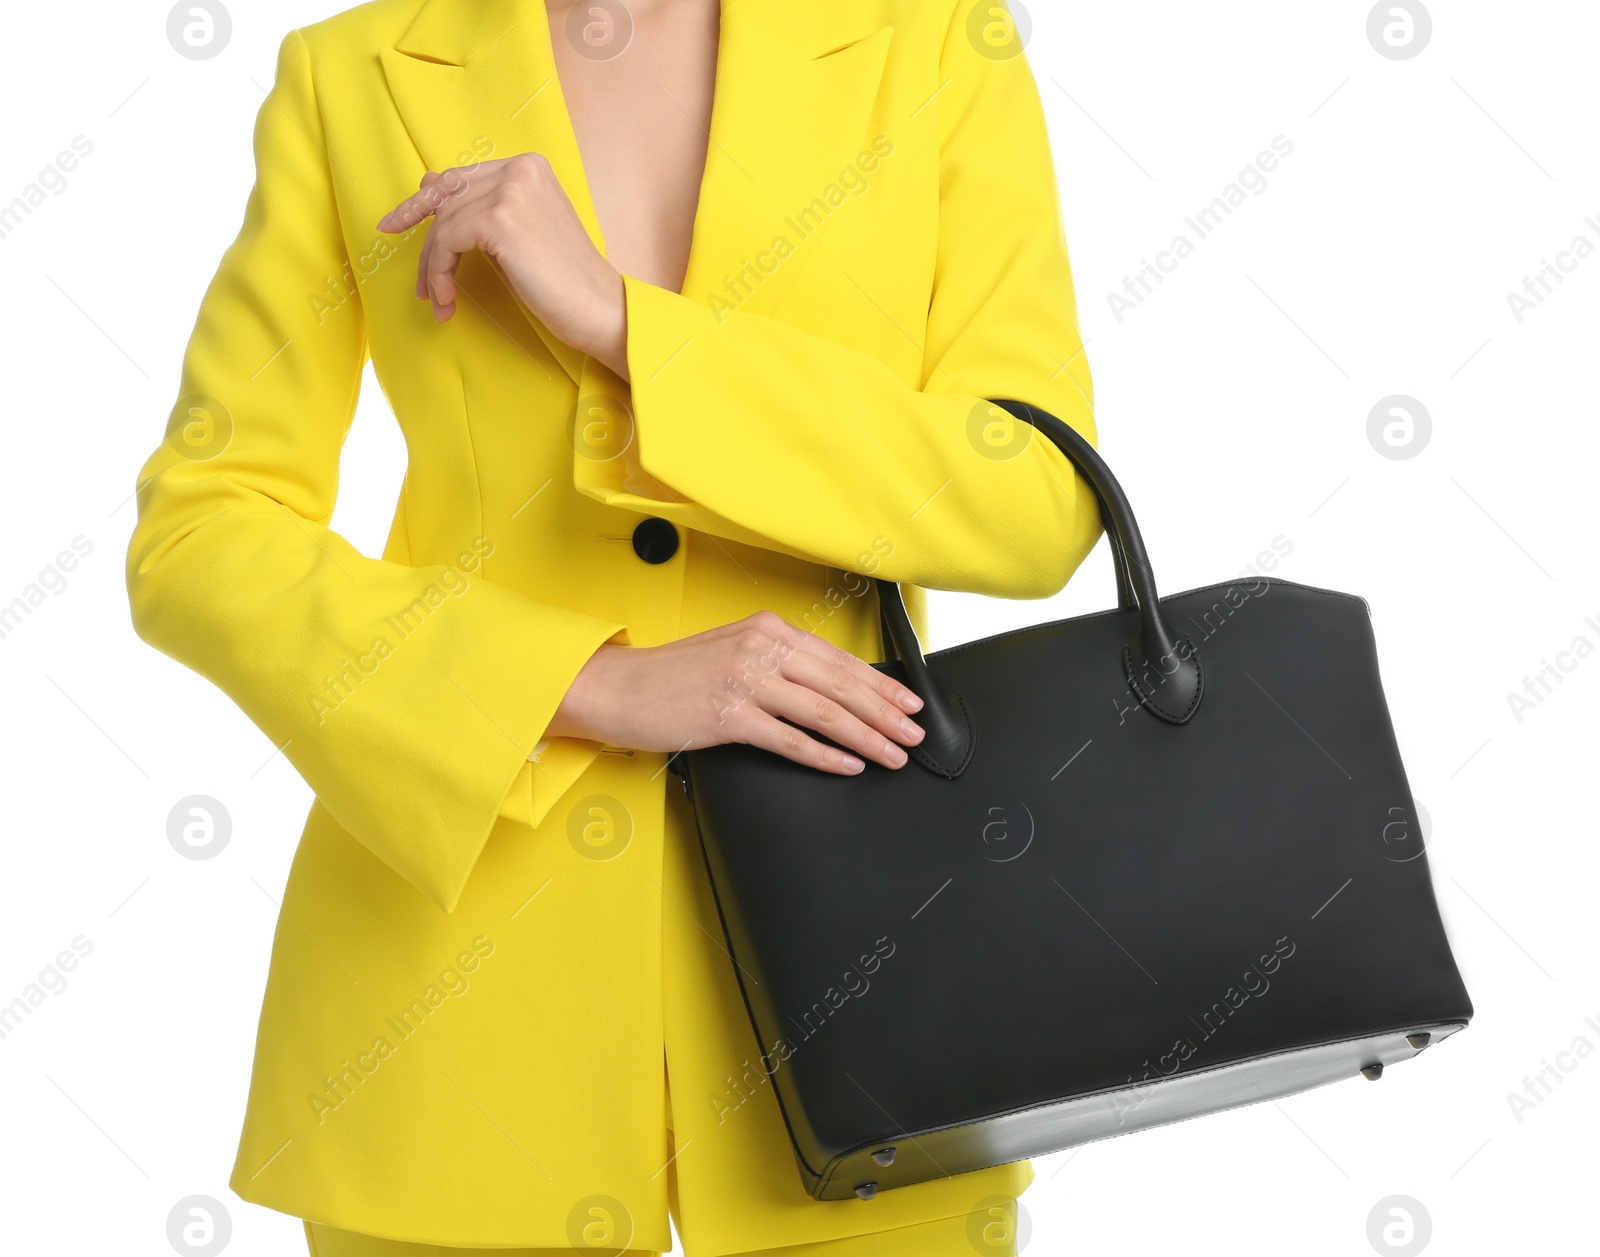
xmin=631 ymin=517 xmax=678 ymax=564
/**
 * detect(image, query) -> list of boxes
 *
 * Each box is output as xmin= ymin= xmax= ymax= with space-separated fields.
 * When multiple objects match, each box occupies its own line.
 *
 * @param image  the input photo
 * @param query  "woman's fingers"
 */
xmin=415 ymin=232 xmax=429 ymax=301
xmin=706 ymin=612 xmax=923 ymax=768
xmin=380 ymin=165 xmax=505 ymax=315
xmin=788 ymin=629 xmax=926 ymax=719
xmin=377 ymin=176 xmax=451 ymax=233
xmin=758 ymin=611 xmax=924 ymax=717
xmin=418 ymin=220 xmax=465 ymax=317
xmin=779 ymin=647 xmax=924 ymax=755
xmin=378 ymin=160 xmax=497 ymax=232
xmin=550 ymin=610 xmax=929 ymax=773
xmin=731 ymin=611 xmax=925 ymax=725
xmin=415 ymin=195 xmax=502 ymax=317
xmin=410 ymin=172 xmax=445 ymax=301
xmin=752 ymin=675 xmax=909 ymax=770
xmin=735 ymin=708 xmax=867 ymax=776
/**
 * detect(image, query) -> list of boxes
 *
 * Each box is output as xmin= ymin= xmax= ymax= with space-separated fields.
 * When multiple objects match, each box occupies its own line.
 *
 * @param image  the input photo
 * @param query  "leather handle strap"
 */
xmin=876 ymin=399 xmax=1203 ymax=777
xmin=877 ymin=591 xmax=977 ymax=779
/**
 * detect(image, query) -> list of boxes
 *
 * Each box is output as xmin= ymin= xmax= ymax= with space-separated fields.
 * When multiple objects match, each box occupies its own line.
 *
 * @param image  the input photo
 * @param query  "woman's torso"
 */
xmin=225 ymin=0 xmax=998 ymax=1242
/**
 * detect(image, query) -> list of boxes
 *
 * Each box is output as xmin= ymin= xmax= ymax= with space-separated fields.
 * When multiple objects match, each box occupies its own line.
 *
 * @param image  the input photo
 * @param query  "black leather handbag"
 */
xmin=669 ymin=400 xmax=1473 ymax=1201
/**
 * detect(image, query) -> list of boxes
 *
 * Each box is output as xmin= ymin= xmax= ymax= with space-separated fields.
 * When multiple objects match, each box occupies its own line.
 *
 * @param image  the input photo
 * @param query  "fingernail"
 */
xmin=896 ymin=691 xmax=924 ymax=713
xmin=899 ymin=717 xmax=924 ymax=743
xmin=885 ymin=743 xmax=908 ymax=768
xmin=843 ymin=756 xmax=866 ymax=774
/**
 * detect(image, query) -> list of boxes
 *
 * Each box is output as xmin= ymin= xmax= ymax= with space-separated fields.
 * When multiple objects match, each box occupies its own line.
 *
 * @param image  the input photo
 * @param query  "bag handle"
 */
xmin=876 ymin=399 xmax=1204 ymax=777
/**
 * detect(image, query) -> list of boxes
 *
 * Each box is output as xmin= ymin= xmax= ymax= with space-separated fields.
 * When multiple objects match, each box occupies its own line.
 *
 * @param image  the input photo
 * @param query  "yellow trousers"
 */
xmin=306 ymin=1199 xmax=1019 ymax=1255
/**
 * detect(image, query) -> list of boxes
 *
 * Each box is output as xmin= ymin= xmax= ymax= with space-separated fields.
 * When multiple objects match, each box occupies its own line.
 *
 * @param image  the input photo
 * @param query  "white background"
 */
xmin=1 ymin=1 xmax=1595 ymax=1254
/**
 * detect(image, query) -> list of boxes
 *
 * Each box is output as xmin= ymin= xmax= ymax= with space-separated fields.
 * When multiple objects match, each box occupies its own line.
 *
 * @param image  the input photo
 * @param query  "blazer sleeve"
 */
xmin=125 ymin=30 xmax=628 ymax=916
xmin=573 ymin=5 xmax=1103 ymax=600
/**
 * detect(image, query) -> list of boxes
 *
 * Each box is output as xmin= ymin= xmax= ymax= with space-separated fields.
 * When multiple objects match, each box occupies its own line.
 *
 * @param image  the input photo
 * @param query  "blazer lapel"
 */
xmin=379 ymin=0 xmax=893 ymax=385
xmin=678 ymin=0 xmax=893 ymax=321
xmin=381 ymin=0 xmax=598 ymax=383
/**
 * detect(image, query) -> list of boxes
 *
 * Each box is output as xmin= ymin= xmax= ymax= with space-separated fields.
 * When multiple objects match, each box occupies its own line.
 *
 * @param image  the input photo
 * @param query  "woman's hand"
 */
xmin=547 ymin=612 xmax=927 ymax=775
xmin=376 ymin=155 xmax=630 ymax=378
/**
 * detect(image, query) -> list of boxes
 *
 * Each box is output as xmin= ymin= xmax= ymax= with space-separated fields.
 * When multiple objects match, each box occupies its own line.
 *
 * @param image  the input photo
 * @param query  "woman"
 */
xmin=127 ymin=0 xmax=1103 ymax=1252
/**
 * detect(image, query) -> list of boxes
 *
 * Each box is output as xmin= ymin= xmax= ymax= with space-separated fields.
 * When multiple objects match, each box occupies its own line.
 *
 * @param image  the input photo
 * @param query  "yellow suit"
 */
xmin=126 ymin=0 xmax=1102 ymax=1252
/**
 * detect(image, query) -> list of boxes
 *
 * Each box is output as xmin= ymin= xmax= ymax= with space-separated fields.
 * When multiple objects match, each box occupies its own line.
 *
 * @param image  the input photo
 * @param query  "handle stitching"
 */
xmin=1122 ymin=638 xmax=1205 ymax=725
xmin=904 ymin=691 xmax=976 ymax=779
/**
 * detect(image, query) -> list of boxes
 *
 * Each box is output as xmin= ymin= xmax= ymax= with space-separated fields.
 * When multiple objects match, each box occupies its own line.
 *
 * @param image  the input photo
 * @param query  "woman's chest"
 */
xmin=357 ymin=1 xmax=941 ymax=396
xmin=546 ymin=0 xmax=721 ymax=295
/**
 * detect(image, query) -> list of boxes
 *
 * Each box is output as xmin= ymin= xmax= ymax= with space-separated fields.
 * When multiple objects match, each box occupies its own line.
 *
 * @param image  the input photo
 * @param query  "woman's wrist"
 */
xmin=548 ymin=642 xmax=625 ymax=743
xmin=575 ymin=265 xmax=630 ymax=381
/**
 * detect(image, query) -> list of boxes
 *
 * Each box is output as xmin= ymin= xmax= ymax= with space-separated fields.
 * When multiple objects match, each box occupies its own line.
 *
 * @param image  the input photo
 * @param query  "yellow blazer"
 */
xmin=126 ymin=0 xmax=1102 ymax=1250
